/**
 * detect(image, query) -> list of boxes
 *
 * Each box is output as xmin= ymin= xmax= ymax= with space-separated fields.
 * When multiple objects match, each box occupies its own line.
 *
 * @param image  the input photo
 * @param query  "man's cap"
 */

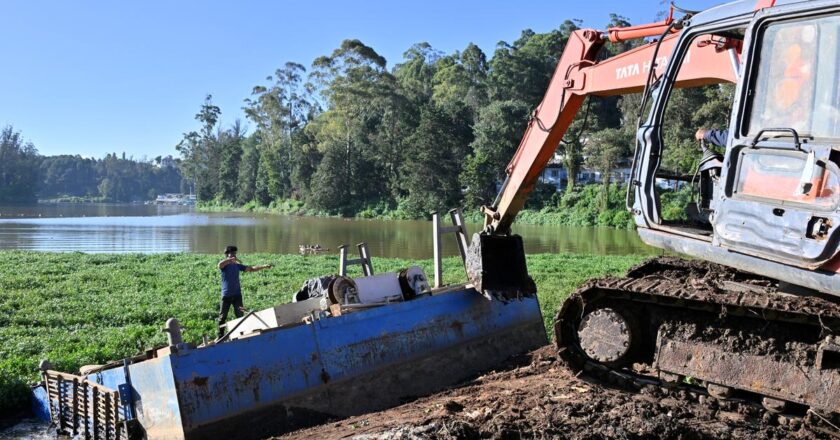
xmin=224 ymin=245 xmax=238 ymax=255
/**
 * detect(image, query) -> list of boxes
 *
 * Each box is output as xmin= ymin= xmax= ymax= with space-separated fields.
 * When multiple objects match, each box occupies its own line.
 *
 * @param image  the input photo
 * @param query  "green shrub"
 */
xmin=611 ymin=209 xmax=635 ymax=229
xmin=660 ymin=186 xmax=693 ymax=222
xmin=195 ymin=183 xmax=652 ymax=229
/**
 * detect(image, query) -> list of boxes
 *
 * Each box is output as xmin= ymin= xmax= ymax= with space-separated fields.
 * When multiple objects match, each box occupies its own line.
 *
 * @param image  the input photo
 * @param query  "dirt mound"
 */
xmin=278 ymin=346 xmax=829 ymax=439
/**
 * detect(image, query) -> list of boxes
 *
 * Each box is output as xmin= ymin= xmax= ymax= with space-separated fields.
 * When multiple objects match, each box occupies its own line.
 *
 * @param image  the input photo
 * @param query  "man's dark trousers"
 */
xmin=218 ymin=295 xmax=244 ymax=337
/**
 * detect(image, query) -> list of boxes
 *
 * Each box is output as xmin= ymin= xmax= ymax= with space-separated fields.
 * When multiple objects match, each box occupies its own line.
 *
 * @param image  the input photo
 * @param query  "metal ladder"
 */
xmin=431 ymin=208 xmax=469 ymax=288
xmin=338 ymin=242 xmax=374 ymax=277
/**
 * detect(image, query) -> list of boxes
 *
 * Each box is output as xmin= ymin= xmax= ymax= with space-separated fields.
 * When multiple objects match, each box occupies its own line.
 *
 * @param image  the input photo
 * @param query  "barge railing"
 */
xmin=41 ymin=369 xmax=128 ymax=440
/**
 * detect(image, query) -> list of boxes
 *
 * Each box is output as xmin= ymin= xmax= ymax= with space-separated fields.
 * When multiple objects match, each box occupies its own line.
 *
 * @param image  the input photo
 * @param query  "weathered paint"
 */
xmin=657 ymin=338 xmax=840 ymax=413
xmin=129 ymin=356 xmax=185 ymax=439
xmin=33 ymin=286 xmax=545 ymax=440
xmin=174 ymin=287 xmax=545 ymax=438
xmin=174 ymin=319 xmax=323 ymax=430
xmin=30 ymin=386 xmax=50 ymax=421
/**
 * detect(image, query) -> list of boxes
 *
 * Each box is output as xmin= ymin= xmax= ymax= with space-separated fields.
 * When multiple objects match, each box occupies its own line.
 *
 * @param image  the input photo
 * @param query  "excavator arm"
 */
xmin=467 ymin=12 xmax=739 ymax=297
xmin=483 ymin=22 xmax=739 ymax=234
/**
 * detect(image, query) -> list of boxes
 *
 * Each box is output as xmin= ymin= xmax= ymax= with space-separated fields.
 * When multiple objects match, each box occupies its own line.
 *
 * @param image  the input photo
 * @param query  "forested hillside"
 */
xmin=0 ymin=126 xmax=183 ymax=203
xmin=177 ymin=15 xmax=733 ymax=220
xmin=39 ymin=154 xmax=183 ymax=202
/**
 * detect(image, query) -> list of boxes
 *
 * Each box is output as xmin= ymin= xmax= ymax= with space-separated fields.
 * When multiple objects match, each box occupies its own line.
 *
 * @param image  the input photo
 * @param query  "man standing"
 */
xmin=217 ymin=245 xmax=273 ymax=338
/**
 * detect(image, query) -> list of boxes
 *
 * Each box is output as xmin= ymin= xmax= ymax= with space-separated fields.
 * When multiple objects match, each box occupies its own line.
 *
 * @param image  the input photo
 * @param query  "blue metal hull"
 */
xmin=35 ymin=286 xmax=546 ymax=439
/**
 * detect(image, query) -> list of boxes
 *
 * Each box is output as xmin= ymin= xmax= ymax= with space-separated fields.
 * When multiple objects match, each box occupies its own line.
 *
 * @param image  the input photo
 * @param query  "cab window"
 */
xmin=746 ymin=16 xmax=840 ymax=139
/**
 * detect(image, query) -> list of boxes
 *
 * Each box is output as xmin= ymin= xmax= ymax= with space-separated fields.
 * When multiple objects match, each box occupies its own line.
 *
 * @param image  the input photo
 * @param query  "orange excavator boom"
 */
xmin=465 ymin=9 xmax=743 ymax=298
xmin=480 ymin=18 xmax=739 ymax=235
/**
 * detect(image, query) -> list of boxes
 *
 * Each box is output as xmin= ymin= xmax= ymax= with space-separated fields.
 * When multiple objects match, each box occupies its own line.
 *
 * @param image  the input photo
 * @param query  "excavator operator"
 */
xmin=694 ymin=128 xmax=728 ymax=147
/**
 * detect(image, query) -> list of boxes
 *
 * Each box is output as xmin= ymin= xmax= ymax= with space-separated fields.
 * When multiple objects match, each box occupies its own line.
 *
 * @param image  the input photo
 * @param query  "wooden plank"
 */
xmin=104 ymin=392 xmax=111 ymax=440
xmin=92 ymin=387 xmax=99 ymax=440
xmin=57 ymin=377 xmax=64 ymax=433
xmin=72 ymin=378 xmax=79 ymax=436
xmin=47 ymin=370 xmax=86 ymax=381
xmin=115 ymin=393 xmax=122 ymax=439
xmin=41 ymin=373 xmax=56 ymax=430
xmin=83 ymin=381 xmax=91 ymax=440
xmin=114 ymin=398 xmax=122 ymax=440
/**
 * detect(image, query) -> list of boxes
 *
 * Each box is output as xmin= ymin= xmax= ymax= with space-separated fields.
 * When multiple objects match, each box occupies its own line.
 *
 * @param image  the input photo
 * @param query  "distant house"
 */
xmin=538 ymin=159 xmax=632 ymax=191
xmin=151 ymin=193 xmax=196 ymax=205
xmin=539 ymin=164 xmax=567 ymax=189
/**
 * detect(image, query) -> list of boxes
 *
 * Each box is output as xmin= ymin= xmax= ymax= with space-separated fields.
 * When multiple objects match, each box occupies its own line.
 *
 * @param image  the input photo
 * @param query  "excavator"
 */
xmin=466 ymin=0 xmax=840 ymax=419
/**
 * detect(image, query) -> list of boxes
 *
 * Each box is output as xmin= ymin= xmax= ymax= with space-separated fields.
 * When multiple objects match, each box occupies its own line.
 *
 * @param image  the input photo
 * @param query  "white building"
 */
xmin=538 ymin=162 xmax=632 ymax=191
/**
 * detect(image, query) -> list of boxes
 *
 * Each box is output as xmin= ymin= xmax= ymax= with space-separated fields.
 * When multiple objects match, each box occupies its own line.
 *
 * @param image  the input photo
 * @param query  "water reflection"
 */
xmin=0 ymin=204 xmax=654 ymax=257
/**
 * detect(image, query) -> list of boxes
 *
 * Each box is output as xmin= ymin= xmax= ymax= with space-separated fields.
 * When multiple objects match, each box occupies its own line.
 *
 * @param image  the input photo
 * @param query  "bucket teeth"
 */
xmin=465 ymin=233 xmax=536 ymax=301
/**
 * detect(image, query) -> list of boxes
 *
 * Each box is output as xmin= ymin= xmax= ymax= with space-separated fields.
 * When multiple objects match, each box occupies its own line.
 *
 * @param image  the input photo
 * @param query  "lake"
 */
xmin=0 ymin=204 xmax=654 ymax=258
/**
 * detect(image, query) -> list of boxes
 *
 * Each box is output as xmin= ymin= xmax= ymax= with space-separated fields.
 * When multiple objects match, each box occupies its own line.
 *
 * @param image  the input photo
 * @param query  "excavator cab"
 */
xmin=468 ymin=0 xmax=840 ymax=420
xmin=632 ymin=2 xmax=840 ymax=288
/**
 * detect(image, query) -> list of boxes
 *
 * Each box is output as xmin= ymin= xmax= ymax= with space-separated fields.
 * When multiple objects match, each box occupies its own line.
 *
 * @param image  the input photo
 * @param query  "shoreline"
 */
xmin=195 ymin=201 xmax=637 ymax=229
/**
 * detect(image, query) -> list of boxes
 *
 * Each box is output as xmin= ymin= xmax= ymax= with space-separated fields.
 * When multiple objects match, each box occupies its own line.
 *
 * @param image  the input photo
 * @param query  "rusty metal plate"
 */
xmin=657 ymin=338 xmax=840 ymax=412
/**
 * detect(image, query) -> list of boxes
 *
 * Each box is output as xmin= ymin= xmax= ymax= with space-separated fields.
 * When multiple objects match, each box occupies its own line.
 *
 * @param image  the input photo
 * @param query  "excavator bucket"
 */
xmin=465 ymin=233 xmax=536 ymax=300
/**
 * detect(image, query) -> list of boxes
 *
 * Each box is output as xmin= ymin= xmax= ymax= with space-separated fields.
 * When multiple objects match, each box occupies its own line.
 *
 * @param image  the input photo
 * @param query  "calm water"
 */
xmin=0 ymin=204 xmax=653 ymax=258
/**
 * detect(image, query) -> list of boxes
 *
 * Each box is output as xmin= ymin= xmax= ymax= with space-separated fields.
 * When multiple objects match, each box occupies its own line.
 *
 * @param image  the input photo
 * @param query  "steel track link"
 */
xmin=554 ymin=257 xmax=840 ymax=435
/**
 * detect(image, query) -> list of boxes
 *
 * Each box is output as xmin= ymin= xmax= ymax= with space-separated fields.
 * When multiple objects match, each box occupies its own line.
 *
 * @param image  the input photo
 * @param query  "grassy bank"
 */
xmin=0 ymin=251 xmax=646 ymax=413
xmin=197 ymin=199 xmax=604 ymax=227
xmin=198 ymin=185 xmax=693 ymax=230
xmin=198 ymin=199 xmax=328 ymax=217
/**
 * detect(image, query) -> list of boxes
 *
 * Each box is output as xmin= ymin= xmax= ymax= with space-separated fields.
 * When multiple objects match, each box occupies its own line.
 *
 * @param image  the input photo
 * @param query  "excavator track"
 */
xmin=555 ymin=257 xmax=840 ymax=431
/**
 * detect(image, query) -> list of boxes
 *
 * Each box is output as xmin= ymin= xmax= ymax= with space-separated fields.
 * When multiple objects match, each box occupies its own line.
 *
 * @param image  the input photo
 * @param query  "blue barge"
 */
xmin=33 ymin=284 xmax=546 ymax=439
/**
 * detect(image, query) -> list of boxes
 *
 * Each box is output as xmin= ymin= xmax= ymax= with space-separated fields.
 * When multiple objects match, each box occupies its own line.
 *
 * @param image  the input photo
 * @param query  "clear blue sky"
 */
xmin=1 ymin=0 xmax=722 ymax=160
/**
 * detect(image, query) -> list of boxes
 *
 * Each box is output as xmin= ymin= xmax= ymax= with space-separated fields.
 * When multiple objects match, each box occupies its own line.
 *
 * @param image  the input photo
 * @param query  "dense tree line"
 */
xmin=0 ymin=126 xmax=40 ymax=203
xmin=176 ymin=19 xmax=624 ymax=217
xmin=177 ymin=15 xmax=735 ymax=220
xmin=42 ymin=153 xmax=183 ymax=202
xmin=183 ymin=16 xmax=680 ymax=219
xmin=0 ymin=125 xmax=183 ymax=203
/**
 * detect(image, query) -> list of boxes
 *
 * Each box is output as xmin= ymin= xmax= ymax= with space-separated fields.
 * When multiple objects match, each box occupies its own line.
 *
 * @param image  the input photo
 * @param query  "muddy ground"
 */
xmin=278 ymin=346 xmax=835 ymax=440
